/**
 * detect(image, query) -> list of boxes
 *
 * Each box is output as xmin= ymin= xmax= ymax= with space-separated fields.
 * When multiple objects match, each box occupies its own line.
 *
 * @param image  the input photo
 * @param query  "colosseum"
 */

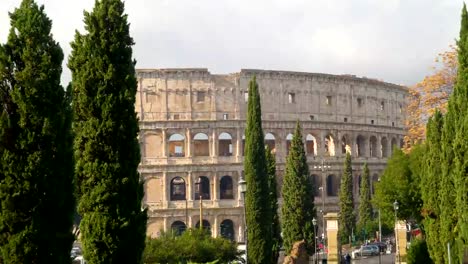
xmin=136 ymin=68 xmax=408 ymax=243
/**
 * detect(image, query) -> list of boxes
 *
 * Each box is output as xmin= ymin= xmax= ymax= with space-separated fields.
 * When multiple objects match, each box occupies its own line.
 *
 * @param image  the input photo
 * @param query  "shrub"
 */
xmin=407 ymin=239 xmax=433 ymax=264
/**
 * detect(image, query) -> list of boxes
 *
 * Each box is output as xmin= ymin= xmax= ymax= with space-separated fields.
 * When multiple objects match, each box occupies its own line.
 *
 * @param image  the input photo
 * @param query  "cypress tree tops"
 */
xmin=281 ymin=121 xmax=316 ymax=254
xmin=338 ymin=152 xmax=355 ymax=243
xmin=357 ymin=163 xmax=373 ymax=236
xmin=68 ymin=0 xmax=147 ymax=263
xmin=266 ymin=146 xmax=282 ymax=263
xmin=243 ymin=75 xmax=272 ymax=264
xmin=0 ymin=0 xmax=75 ymax=262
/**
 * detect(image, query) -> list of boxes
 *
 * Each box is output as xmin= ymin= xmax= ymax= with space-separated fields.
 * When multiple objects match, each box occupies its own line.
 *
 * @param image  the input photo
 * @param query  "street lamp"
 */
xmin=314 ymin=160 xmax=330 ymax=243
xmin=318 ymin=186 xmax=325 ymax=243
xmin=393 ymin=200 xmax=400 ymax=264
xmin=195 ymin=177 xmax=203 ymax=231
xmin=312 ymin=217 xmax=318 ymax=264
xmin=238 ymin=176 xmax=247 ymax=264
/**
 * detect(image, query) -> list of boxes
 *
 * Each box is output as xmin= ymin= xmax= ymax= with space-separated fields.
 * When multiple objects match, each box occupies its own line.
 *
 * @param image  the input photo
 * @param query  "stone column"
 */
xmin=213 ymin=215 xmax=219 ymax=238
xmin=162 ymin=129 xmax=167 ymax=157
xmin=162 ymin=171 xmax=168 ymax=207
xmin=213 ymin=173 xmax=218 ymax=201
xmin=187 ymin=171 xmax=193 ymax=201
xmin=211 ymin=128 xmax=218 ymax=157
xmin=395 ymin=220 xmax=407 ymax=263
xmin=236 ymin=127 xmax=242 ymax=161
xmin=186 ymin=128 xmax=192 ymax=157
xmin=325 ymin=212 xmax=340 ymax=264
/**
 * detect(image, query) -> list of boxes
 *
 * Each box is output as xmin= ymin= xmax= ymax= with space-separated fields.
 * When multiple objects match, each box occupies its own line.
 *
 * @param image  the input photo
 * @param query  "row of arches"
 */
xmin=170 ymin=176 xmax=233 ymax=201
xmin=311 ymin=173 xmax=380 ymax=197
xmin=170 ymin=219 xmax=235 ymax=241
xmin=164 ymin=131 xmax=402 ymax=158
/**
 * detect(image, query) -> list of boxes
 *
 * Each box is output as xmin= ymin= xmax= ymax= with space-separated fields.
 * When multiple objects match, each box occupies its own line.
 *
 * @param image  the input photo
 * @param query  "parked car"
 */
xmin=354 ymin=245 xmax=380 ymax=256
xmin=369 ymin=242 xmax=387 ymax=253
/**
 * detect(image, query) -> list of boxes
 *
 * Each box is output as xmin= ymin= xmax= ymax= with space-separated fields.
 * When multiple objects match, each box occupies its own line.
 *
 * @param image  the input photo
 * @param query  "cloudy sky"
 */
xmin=0 ymin=0 xmax=463 ymax=86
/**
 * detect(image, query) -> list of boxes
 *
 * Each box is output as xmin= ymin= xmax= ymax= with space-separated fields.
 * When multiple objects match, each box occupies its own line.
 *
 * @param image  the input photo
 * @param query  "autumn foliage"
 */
xmin=404 ymin=46 xmax=457 ymax=150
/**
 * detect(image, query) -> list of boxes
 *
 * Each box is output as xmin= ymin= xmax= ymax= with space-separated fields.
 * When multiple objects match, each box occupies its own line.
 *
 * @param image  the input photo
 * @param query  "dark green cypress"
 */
xmin=0 ymin=0 xmax=75 ymax=262
xmin=281 ymin=121 xmax=316 ymax=254
xmin=338 ymin=152 xmax=355 ymax=243
xmin=357 ymin=163 xmax=373 ymax=236
xmin=68 ymin=0 xmax=147 ymax=262
xmin=243 ymin=75 xmax=272 ymax=263
xmin=266 ymin=146 xmax=282 ymax=263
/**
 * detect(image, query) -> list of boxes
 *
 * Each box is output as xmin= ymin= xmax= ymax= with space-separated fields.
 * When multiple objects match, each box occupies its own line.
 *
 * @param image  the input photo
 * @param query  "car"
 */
xmin=369 ymin=242 xmax=387 ymax=253
xmin=355 ymin=245 xmax=380 ymax=257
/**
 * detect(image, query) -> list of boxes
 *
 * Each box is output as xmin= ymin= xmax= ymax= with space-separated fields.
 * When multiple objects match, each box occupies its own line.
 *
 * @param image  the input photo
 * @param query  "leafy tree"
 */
xmin=266 ymin=146 xmax=282 ymax=263
xmin=0 ymin=0 xmax=74 ymax=262
xmin=143 ymin=229 xmax=240 ymax=263
xmin=421 ymin=111 xmax=443 ymax=263
xmin=281 ymin=121 xmax=316 ymax=254
xmin=68 ymin=0 xmax=147 ymax=262
xmin=243 ymin=75 xmax=272 ymax=263
xmin=407 ymin=239 xmax=433 ymax=264
xmin=338 ymin=152 xmax=355 ymax=243
xmin=357 ymin=163 xmax=373 ymax=236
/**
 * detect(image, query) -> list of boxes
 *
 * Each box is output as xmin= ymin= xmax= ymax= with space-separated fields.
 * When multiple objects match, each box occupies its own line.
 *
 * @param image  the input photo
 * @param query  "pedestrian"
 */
xmin=345 ymin=253 xmax=351 ymax=264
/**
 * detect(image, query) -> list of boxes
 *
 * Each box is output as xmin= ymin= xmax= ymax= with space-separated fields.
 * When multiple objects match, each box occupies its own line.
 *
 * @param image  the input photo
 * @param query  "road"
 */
xmin=351 ymin=253 xmax=395 ymax=264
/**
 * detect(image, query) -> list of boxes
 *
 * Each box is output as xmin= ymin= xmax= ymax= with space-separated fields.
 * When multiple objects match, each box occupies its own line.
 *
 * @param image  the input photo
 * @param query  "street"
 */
xmin=351 ymin=253 xmax=395 ymax=264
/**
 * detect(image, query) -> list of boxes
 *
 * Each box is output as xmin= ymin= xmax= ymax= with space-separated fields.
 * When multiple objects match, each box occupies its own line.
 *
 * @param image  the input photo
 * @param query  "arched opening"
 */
xmin=400 ymin=139 xmax=404 ymax=149
xmin=312 ymin=174 xmax=322 ymax=197
xmin=341 ymin=135 xmax=351 ymax=155
xmin=220 ymin=176 xmax=234 ymax=199
xmin=370 ymin=136 xmax=378 ymax=157
xmin=242 ymin=135 xmax=245 ymax=156
xmin=306 ymin=134 xmax=318 ymax=156
xmin=171 ymin=221 xmax=186 ymax=236
xmin=193 ymin=133 xmax=209 ymax=156
xmin=220 ymin=219 xmax=235 ymax=241
xmin=391 ymin=138 xmax=397 ymax=155
xmin=169 ymin=133 xmax=185 ymax=157
xmin=265 ymin=133 xmax=276 ymax=153
xmin=218 ymin=132 xmax=233 ymax=156
xmin=326 ymin=174 xmax=338 ymax=196
xmin=286 ymin=133 xmax=293 ymax=155
xmin=325 ymin=134 xmax=335 ymax=156
xmin=381 ymin=137 xmax=389 ymax=158
xmin=195 ymin=176 xmax=210 ymax=200
xmin=195 ymin=219 xmax=211 ymax=234
xmin=170 ymin=177 xmax=186 ymax=201
xmin=356 ymin=135 xmax=366 ymax=157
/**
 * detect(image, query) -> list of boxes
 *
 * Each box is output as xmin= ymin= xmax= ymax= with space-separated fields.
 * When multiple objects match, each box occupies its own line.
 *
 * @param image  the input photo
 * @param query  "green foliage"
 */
xmin=143 ymin=229 xmax=240 ymax=264
xmin=243 ymin=75 xmax=272 ymax=263
xmin=281 ymin=121 xmax=315 ymax=254
xmin=338 ymin=153 xmax=355 ymax=243
xmin=68 ymin=0 xmax=147 ymax=262
xmin=357 ymin=163 xmax=373 ymax=237
xmin=265 ymin=146 xmax=282 ymax=263
xmin=407 ymin=239 xmax=433 ymax=264
xmin=0 ymin=0 xmax=75 ymax=262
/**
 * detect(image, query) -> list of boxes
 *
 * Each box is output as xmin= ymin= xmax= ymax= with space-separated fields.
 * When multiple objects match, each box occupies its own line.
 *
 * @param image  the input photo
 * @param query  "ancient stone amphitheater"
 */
xmin=136 ymin=68 xmax=407 ymax=242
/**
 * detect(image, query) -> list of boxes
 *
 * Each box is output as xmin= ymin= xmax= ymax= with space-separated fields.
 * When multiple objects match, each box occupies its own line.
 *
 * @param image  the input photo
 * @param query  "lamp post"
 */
xmin=312 ymin=217 xmax=318 ymax=264
xmin=393 ymin=200 xmax=400 ymax=264
xmin=238 ymin=176 xmax=247 ymax=264
xmin=314 ymin=160 xmax=330 ymax=243
xmin=195 ymin=177 xmax=203 ymax=231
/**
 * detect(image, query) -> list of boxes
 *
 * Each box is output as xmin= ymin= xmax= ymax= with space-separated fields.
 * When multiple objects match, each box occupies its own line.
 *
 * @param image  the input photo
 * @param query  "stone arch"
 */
xmin=400 ymin=138 xmax=404 ymax=149
xmin=381 ymin=137 xmax=389 ymax=158
xmin=218 ymin=132 xmax=233 ymax=156
xmin=168 ymin=133 xmax=185 ymax=157
xmin=193 ymin=133 xmax=209 ymax=156
xmin=171 ymin=221 xmax=186 ymax=236
xmin=369 ymin=136 xmax=378 ymax=157
xmin=144 ymin=132 xmax=163 ymax=157
xmin=220 ymin=219 xmax=235 ymax=241
xmin=306 ymin=134 xmax=318 ymax=156
xmin=325 ymin=134 xmax=335 ymax=156
xmin=195 ymin=176 xmax=210 ymax=200
xmin=220 ymin=176 xmax=234 ymax=199
xmin=391 ymin=137 xmax=397 ymax=155
xmin=326 ymin=174 xmax=339 ymax=196
xmin=265 ymin=132 xmax=276 ymax=153
xmin=356 ymin=135 xmax=366 ymax=157
xmin=286 ymin=133 xmax=293 ymax=154
xmin=341 ymin=134 xmax=351 ymax=155
xmin=195 ymin=219 xmax=211 ymax=234
xmin=312 ymin=174 xmax=322 ymax=197
xmin=170 ymin=176 xmax=186 ymax=201
xmin=371 ymin=173 xmax=379 ymax=195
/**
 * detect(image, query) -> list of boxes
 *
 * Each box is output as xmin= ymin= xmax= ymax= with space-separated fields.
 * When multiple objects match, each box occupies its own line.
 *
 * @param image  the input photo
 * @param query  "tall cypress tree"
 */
xmin=243 ymin=75 xmax=272 ymax=264
xmin=421 ymin=111 xmax=443 ymax=263
xmin=68 ymin=0 xmax=147 ymax=262
xmin=357 ymin=163 xmax=372 ymax=237
xmin=0 ymin=0 xmax=75 ymax=262
xmin=281 ymin=122 xmax=316 ymax=254
xmin=338 ymin=152 xmax=355 ymax=243
xmin=266 ymin=146 xmax=282 ymax=263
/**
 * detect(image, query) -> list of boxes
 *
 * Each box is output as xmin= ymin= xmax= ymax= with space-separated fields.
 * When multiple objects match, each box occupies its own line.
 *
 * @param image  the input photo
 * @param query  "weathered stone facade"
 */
xmin=136 ymin=68 xmax=407 ymax=242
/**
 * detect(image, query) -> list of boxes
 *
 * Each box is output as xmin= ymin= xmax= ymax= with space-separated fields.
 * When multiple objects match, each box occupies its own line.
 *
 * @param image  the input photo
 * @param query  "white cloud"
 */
xmin=0 ymin=0 xmax=464 ymax=86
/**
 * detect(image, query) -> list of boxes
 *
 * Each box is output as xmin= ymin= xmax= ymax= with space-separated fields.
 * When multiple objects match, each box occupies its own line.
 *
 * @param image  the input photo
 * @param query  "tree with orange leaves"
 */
xmin=404 ymin=46 xmax=457 ymax=150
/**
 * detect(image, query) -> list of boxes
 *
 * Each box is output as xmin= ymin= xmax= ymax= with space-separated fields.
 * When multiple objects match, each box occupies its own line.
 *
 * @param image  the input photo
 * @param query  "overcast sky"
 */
xmin=0 ymin=0 xmax=463 ymax=86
